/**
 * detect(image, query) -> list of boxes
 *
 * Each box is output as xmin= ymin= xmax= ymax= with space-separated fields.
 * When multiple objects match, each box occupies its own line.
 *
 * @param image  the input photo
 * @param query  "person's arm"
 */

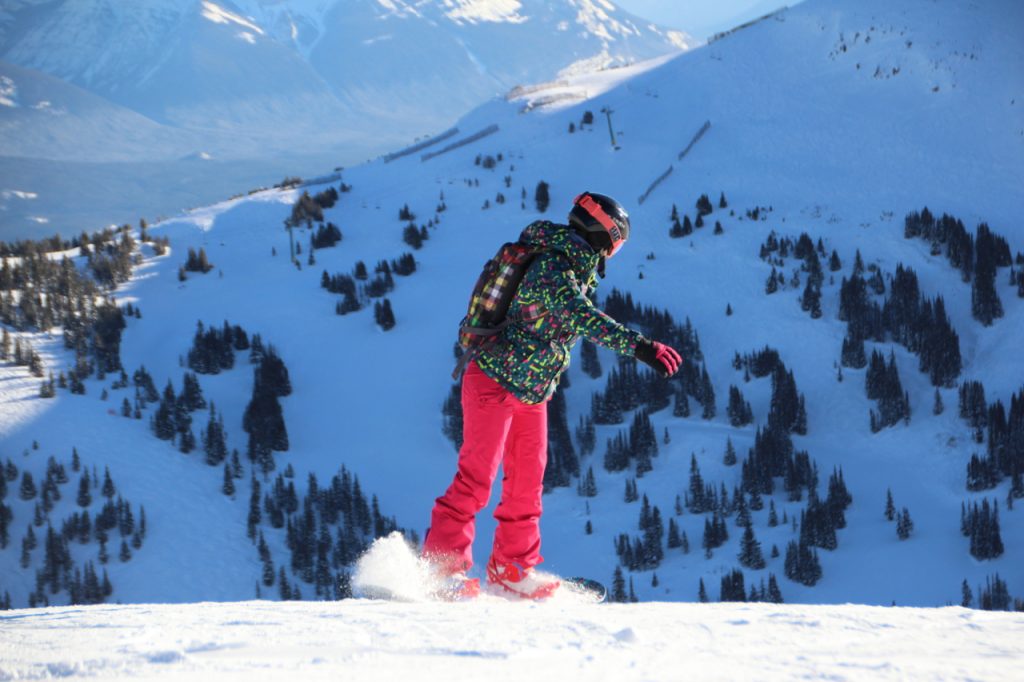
xmin=545 ymin=254 xmax=683 ymax=377
xmin=544 ymin=255 xmax=642 ymax=355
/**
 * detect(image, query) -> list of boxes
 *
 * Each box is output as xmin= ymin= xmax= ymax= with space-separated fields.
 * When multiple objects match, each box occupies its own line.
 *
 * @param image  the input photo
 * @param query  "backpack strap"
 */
xmin=452 ymin=349 xmax=475 ymax=380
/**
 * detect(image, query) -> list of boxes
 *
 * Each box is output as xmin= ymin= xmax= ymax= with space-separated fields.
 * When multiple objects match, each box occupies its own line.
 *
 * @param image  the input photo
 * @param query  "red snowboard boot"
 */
xmin=486 ymin=557 xmax=560 ymax=600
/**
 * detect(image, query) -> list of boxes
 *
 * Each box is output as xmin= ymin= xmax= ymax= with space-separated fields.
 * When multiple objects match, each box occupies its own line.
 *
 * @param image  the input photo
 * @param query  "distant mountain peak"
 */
xmin=441 ymin=0 xmax=529 ymax=25
xmin=200 ymin=1 xmax=266 ymax=35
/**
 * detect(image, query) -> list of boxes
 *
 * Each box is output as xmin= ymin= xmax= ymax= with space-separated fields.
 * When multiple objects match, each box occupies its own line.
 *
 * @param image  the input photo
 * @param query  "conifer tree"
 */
xmin=611 ymin=566 xmax=627 ymax=603
xmin=961 ymin=579 xmax=973 ymax=608
xmin=247 ymin=478 xmax=262 ymax=540
xmin=19 ymin=472 xmax=37 ymax=501
xmin=802 ymin=276 xmax=822 ymax=319
xmin=720 ymin=569 xmax=746 ymax=602
xmin=223 ymin=464 xmax=235 ymax=497
xmin=723 ymin=438 xmax=737 ymax=466
xmin=965 ymin=499 xmax=1004 ymax=560
xmin=972 ymin=223 xmax=1004 ymax=326
xmin=700 ymin=365 xmax=716 ymax=420
xmin=793 ymin=396 xmax=808 ymax=435
xmin=669 ymin=206 xmax=685 ymax=238
xmin=687 ymin=454 xmax=708 ymax=513
xmin=696 ymin=194 xmax=713 ymax=216
xmin=278 ymin=567 xmax=292 ymax=600
xmin=101 ymin=468 xmax=115 ymax=499
xmin=203 ymin=404 xmax=228 ymax=466
xmin=580 ymin=340 xmax=602 ymax=379
xmin=152 ymin=392 xmax=176 ymax=441
xmin=841 ymin=332 xmax=867 ymax=369
xmin=673 ymin=386 xmax=690 ymax=417
xmin=534 ymin=181 xmax=550 ymax=213
xmin=896 ymin=507 xmax=913 ymax=540
xmin=978 ymin=574 xmax=1012 ymax=611
xmin=784 ymin=539 xmax=822 ymax=586
xmin=180 ymin=372 xmax=206 ymax=411
xmin=603 ymin=432 xmax=630 ymax=472
xmin=374 ymin=299 xmax=396 ymax=330
xmin=767 ymin=574 xmax=784 ymax=603
xmin=579 ymin=466 xmax=597 ymax=498
xmin=682 ymin=214 xmax=693 ymax=235
xmin=727 ymin=386 xmax=754 ymax=427
xmin=666 ymin=518 xmax=681 ymax=549
xmin=739 ymin=524 xmax=766 ymax=569
xmin=76 ymin=473 xmax=92 ymax=508
xmin=441 ymin=383 xmax=463 ymax=451
xmin=262 ymin=552 xmax=276 ymax=587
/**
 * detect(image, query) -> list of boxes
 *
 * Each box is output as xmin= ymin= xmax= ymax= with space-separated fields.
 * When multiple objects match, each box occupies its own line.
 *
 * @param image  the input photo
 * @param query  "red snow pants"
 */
xmin=424 ymin=361 xmax=548 ymax=573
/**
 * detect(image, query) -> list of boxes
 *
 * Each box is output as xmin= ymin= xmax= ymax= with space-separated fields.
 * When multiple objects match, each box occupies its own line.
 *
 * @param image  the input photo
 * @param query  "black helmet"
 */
xmin=569 ymin=191 xmax=630 ymax=257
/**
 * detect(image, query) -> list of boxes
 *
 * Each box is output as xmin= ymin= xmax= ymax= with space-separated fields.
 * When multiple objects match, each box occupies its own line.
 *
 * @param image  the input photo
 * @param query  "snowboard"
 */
xmin=358 ymin=576 xmax=604 ymax=603
xmin=562 ymin=577 xmax=607 ymax=604
xmin=352 ymin=533 xmax=607 ymax=603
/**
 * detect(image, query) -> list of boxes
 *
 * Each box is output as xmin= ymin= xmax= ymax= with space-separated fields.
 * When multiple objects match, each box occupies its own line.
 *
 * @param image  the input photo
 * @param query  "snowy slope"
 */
xmin=0 ymin=61 xmax=204 ymax=162
xmin=0 ymin=0 xmax=1022 ymax=616
xmin=1 ymin=599 xmax=1022 ymax=681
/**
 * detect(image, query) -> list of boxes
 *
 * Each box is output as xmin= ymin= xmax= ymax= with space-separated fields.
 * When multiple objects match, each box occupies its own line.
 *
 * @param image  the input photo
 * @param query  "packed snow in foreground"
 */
xmin=1 ymin=598 xmax=1021 ymax=681
xmin=2 ymin=534 xmax=1022 ymax=681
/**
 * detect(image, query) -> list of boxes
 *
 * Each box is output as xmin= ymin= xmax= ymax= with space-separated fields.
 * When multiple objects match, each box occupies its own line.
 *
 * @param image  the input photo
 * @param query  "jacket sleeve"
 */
xmin=543 ymin=254 xmax=642 ymax=355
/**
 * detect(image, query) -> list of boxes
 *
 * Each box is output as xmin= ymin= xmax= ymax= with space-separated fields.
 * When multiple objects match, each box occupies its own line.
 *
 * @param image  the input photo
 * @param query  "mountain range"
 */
xmin=0 ymin=0 xmax=694 ymax=239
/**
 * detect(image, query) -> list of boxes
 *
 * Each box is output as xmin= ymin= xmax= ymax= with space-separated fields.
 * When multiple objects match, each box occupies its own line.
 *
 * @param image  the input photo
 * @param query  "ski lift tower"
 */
xmin=601 ymin=106 xmax=619 ymax=149
xmin=284 ymin=217 xmax=296 ymax=264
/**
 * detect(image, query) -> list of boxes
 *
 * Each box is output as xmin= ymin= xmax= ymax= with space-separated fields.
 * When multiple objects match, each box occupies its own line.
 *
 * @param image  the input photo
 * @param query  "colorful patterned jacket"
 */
xmin=474 ymin=221 xmax=642 ymax=404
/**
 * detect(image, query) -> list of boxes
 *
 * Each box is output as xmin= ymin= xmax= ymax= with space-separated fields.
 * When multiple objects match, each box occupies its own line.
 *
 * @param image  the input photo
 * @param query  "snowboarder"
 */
xmin=423 ymin=192 xmax=683 ymax=599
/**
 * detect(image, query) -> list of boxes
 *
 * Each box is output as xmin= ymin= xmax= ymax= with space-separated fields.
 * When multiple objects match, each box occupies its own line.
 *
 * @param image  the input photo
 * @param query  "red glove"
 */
xmin=635 ymin=339 xmax=683 ymax=378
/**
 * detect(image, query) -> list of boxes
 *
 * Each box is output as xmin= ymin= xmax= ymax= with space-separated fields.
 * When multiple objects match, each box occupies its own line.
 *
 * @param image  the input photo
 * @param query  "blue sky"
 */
xmin=613 ymin=0 xmax=799 ymax=39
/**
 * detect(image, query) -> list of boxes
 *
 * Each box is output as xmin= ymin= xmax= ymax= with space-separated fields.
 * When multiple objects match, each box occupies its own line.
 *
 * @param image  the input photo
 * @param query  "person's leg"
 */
xmin=423 ymin=363 xmax=513 ymax=573
xmin=490 ymin=398 xmax=548 ymax=570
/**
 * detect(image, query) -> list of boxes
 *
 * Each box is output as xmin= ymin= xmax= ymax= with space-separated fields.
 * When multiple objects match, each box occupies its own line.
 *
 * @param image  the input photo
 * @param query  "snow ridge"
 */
xmin=1 ymin=599 xmax=1021 ymax=680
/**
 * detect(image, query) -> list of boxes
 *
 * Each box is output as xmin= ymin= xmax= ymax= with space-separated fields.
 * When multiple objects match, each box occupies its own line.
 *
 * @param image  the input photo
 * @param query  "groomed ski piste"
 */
xmin=1 ymin=0 xmax=1024 ymax=678
xmin=1 ymin=535 xmax=1021 ymax=681
xmin=2 ymin=601 xmax=1021 ymax=680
